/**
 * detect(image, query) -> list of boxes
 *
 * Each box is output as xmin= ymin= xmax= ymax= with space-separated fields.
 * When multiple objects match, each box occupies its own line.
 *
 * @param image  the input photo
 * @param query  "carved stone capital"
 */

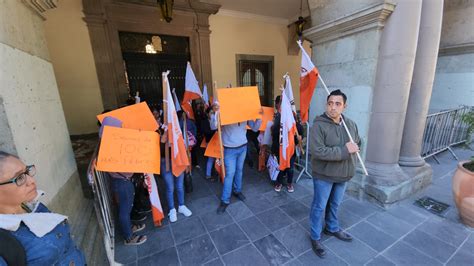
xmin=21 ymin=0 xmax=58 ymax=20
xmin=304 ymin=2 xmax=395 ymax=45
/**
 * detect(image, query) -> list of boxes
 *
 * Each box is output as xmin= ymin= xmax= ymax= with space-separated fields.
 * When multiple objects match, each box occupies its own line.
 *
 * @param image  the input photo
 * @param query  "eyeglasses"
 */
xmin=0 ymin=165 xmax=36 ymax=186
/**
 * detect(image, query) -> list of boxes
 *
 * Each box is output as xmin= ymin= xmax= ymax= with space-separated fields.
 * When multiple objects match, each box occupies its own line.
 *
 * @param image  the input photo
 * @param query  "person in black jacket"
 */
xmin=271 ymin=95 xmax=303 ymax=193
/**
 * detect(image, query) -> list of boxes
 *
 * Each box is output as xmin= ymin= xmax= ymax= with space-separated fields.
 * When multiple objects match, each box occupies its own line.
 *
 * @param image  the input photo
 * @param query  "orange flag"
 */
xmin=181 ymin=101 xmax=195 ymax=120
xmin=279 ymin=79 xmax=296 ymax=170
xmin=182 ymin=62 xmax=202 ymax=104
xmin=145 ymin=173 xmax=164 ymax=226
xmin=200 ymin=138 xmax=207 ymax=148
xmin=165 ymin=73 xmax=190 ymax=177
xmin=204 ymin=133 xmax=222 ymax=158
xmin=298 ymin=41 xmax=319 ymax=123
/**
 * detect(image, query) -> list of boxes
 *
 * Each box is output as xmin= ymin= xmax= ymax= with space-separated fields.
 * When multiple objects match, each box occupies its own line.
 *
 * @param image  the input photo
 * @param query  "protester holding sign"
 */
xmin=214 ymin=104 xmax=262 ymax=214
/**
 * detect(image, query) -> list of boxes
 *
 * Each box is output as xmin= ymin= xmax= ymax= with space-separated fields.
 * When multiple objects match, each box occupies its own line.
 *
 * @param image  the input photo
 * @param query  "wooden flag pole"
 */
xmin=213 ymin=81 xmax=226 ymax=178
xmin=162 ymin=71 xmax=170 ymax=172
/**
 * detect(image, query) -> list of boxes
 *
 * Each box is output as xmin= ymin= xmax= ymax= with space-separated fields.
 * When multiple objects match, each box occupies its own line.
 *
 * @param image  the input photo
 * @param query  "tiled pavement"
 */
xmin=113 ymin=145 xmax=474 ymax=265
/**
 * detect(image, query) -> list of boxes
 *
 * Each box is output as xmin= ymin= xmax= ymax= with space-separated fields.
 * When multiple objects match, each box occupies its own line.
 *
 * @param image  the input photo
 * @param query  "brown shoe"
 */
xmin=311 ymin=239 xmax=326 ymax=258
xmin=323 ymin=229 xmax=353 ymax=242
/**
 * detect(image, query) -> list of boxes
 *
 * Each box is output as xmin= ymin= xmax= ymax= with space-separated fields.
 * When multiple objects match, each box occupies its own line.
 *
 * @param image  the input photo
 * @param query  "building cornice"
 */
xmin=216 ymin=9 xmax=289 ymax=25
xmin=438 ymin=43 xmax=474 ymax=56
xmin=303 ymin=2 xmax=395 ymax=45
xmin=21 ymin=0 xmax=58 ymax=20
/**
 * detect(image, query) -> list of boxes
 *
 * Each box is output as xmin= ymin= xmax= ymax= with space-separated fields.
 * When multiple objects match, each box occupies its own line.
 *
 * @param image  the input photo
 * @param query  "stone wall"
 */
xmin=430 ymin=0 xmax=474 ymax=113
xmin=0 ymin=1 xmax=81 ymax=209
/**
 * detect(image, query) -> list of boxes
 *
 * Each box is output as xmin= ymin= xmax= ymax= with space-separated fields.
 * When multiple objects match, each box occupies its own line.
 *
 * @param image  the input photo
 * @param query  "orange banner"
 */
xmin=204 ymin=133 xmax=221 ymax=159
xmin=247 ymin=106 xmax=274 ymax=131
xmin=217 ymin=86 xmax=262 ymax=125
xmin=97 ymin=102 xmax=158 ymax=131
xmin=97 ymin=127 xmax=161 ymax=174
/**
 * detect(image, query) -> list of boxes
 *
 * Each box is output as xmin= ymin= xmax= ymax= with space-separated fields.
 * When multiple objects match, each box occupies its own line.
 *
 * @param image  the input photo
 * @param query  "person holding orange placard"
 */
xmin=214 ymin=104 xmax=262 ymax=214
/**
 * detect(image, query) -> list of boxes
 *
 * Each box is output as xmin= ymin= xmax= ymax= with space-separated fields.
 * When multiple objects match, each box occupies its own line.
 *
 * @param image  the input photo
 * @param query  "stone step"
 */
xmin=70 ymin=199 xmax=94 ymax=246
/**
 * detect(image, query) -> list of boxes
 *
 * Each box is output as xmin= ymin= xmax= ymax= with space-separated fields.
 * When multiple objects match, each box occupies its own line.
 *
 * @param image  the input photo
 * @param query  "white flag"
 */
xmin=284 ymin=74 xmax=296 ymax=113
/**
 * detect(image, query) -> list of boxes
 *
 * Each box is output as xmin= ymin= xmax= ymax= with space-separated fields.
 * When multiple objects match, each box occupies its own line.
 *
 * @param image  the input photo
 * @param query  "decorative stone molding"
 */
xmin=21 ymin=0 xmax=58 ymax=20
xmin=303 ymin=2 xmax=395 ymax=44
xmin=439 ymin=42 xmax=474 ymax=56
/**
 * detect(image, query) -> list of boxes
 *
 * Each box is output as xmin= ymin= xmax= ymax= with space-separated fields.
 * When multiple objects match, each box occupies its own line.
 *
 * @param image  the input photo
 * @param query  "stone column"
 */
xmin=399 ymin=0 xmax=444 ymax=167
xmin=365 ymin=0 xmax=423 ymax=204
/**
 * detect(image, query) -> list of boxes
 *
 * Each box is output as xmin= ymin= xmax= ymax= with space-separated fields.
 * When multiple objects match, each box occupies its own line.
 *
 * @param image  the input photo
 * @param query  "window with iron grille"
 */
xmin=236 ymin=55 xmax=274 ymax=106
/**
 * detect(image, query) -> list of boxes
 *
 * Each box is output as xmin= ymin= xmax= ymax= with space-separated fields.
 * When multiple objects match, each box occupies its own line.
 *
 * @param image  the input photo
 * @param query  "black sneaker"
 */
xmin=232 ymin=192 xmax=246 ymax=201
xmin=216 ymin=202 xmax=229 ymax=214
xmin=131 ymin=212 xmax=147 ymax=222
xmin=311 ymin=239 xmax=326 ymax=258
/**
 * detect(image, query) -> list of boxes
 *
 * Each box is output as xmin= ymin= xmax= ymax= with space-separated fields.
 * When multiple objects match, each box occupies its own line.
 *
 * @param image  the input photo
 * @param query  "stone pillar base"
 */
xmin=347 ymin=163 xmax=432 ymax=207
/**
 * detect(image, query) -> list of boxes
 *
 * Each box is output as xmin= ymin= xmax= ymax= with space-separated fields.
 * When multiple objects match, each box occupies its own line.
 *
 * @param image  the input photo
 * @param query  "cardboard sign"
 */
xmin=97 ymin=102 xmax=158 ymax=131
xmin=247 ymin=106 xmax=275 ymax=131
xmin=217 ymin=86 xmax=262 ymax=125
xmin=97 ymin=126 xmax=161 ymax=174
xmin=204 ymin=133 xmax=221 ymax=159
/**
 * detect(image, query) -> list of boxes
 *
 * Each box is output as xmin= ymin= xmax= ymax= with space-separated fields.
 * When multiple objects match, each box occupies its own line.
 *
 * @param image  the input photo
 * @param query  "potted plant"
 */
xmin=452 ymin=109 xmax=474 ymax=227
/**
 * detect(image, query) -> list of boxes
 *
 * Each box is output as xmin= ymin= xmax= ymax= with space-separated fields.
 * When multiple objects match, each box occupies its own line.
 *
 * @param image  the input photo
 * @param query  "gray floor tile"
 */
xmin=263 ymin=190 xmax=297 ymax=207
xmin=446 ymin=248 xmax=474 ymax=266
xmin=324 ymin=237 xmax=377 ymax=265
xmin=279 ymin=200 xmax=311 ymax=222
xmin=348 ymin=221 xmax=397 ymax=252
xmin=417 ymin=217 xmax=470 ymax=248
xmin=254 ymin=234 xmax=294 ymax=265
xmin=203 ymin=257 xmax=224 ymax=266
xmin=339 ymin=198 xmax=381 ymax=219
xmin=283 ymin=258 xmax=303 ymax=266
xmin=226 ymin=201 xmax=254 ymax=221
xmin=137 ymin=246 xmax=179 ymax=266
xmin=176 ymin=234 xmax=219 ymax=265
xmin=402 ymin=229 xmax=457 ymax=263
xmin=221 ymin=244 xmax=269 ymax=266
xmin=244 ymin=194 xmax=274 ymax=214
xmin=209 ymin=223 xmax=250 ymax=255
xmin=137 ymin=225 xmax=175 ymax=258
xmin=290 ymin=185 xmax=313 ymax=200
xmin=238 ymin=215 xmax=271 ymax=241
xmin=298 ymin=217 xmax=332 ymax=242
xmin=256 ymin=207 xmax=294 ymax=232
xmin=298 ymin=195 xmax=314 ymax=208
xmin=386 ymin=204 xmax=428 ymax=226
xmin=297 ymin=249 xmax=348 ymax=266
xmin=338 ymin=208 xmax=364 ymax=230
xmin=274 ymin=223 xmax=312 ymax=257
xmin=171 ymin=216 xmax=207 ymax=244
xmin=366 ymin=211 xmax=413 ymax=239
xmin=114 ymin=243 xmax=137 ymax=265
xmin=200 ymin=210 xmax=234 ymax=232
xmin=188 ymin=195 xmax=221 ymax=215
xmin=383 ymin=242 xmax=442 ymax=265
xmin=366 ymin=255 xmax=395 ymax=266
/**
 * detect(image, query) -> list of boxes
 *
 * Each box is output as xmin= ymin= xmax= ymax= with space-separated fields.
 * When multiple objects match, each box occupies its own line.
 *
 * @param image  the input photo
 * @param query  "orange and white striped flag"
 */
xmin=279 ymin=77 xmax=296 ymax=170
xmin=182 ymin=62 xmax=202 ymax=104
xmin=145 ymin=173 xmax=164 ymax=226
xmin=165 ymin=72 xmax=190 ymax=177
xmin=297 ymin=40 xmax=319 ymax=123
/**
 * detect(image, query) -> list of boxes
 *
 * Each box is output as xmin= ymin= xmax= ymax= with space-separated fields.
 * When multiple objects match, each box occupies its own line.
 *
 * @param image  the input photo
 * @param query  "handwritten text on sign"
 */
xmin=97 ymin=126 xmax=161 ymax=174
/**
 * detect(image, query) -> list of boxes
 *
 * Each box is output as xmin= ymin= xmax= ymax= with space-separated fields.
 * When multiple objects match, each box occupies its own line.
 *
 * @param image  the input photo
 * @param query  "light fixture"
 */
xmin=158 ymin=0 xmax=174 ymax=23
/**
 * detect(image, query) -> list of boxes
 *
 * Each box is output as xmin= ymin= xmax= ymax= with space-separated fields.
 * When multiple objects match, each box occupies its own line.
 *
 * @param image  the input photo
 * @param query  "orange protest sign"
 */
xmin=204 ymin=133 xmax=221 ymax=158
xmin=97 ymin=126 xmax=161 ymax=174
xmin=217 ymin=86 xmax=262 ymax=125
xmin=200 ymin=138 xmax=207 ymax=148
xmin=247 ymin=106 xmax=275 ymax=131
xmin=97 ymin=102 xmax=158 ymax=131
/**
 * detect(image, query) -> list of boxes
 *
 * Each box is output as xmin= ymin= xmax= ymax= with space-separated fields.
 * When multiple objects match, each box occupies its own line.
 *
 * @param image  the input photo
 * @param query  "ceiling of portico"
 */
xmin=202 ymin=0 xmax=311 ymax=24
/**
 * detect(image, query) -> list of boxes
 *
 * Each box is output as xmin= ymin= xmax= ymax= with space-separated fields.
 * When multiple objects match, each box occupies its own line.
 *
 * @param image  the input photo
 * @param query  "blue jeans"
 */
xmin=310 ymin=178 xmax=347 ymax=241
xmin=206 ymin=156 xmax=215 ymax=176
xmin=161 ymin=158 xmax=185 ymax=209
xmin=221 ymin=145 xmax=247 ymax=204
xmin=111 ymin=178 xmax=135 ymax=240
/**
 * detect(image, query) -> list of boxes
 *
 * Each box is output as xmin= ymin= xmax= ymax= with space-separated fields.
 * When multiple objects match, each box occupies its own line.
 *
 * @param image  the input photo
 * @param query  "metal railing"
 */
xmin=421 ymin=106 xmax=473 ymax=163
xmin=87 ymin=147 xmax=115 ymax=264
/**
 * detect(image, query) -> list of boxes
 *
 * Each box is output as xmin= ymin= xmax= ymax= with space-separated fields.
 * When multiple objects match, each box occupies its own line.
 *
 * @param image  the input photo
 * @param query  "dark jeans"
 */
xmin=275 ymin=155 xmax=296 ymax=185
xmin=111 ymin=178 xmax=135 ymax=239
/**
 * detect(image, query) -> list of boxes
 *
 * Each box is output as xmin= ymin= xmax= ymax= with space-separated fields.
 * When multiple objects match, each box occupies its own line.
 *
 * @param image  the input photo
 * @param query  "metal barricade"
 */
xmin=87 ymin=147 xmax=115 ymax=264
xmin=421 ymin=106 xmax=473 ymax=163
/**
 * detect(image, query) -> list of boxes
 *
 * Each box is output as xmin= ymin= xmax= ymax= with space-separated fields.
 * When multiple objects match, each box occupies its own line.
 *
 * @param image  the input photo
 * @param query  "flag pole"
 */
xmin=183 ymin=112 xmax=192 ymax=175
xmin=213 ymin=81 xmax=226 ymax=180
xmin=318 ymin=76 xmax=369 ymax=176
xmin=162 ymin=71 xmax=170 ymax=172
